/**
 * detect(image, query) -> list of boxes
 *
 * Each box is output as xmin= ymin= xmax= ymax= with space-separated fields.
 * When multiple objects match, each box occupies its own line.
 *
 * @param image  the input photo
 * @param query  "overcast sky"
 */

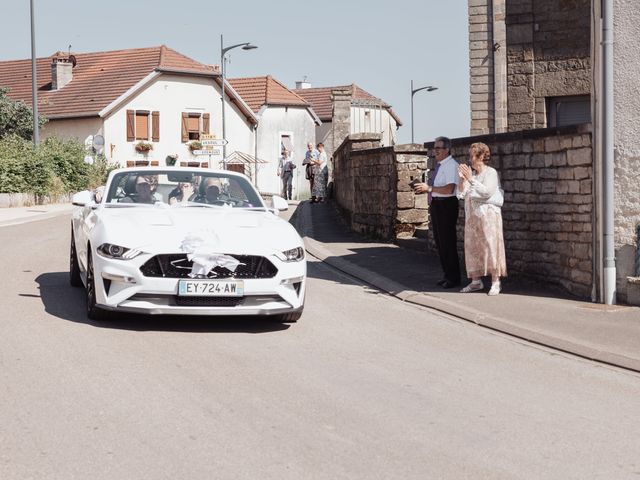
xmin=1 ymin=0 xmax=470 ymax=144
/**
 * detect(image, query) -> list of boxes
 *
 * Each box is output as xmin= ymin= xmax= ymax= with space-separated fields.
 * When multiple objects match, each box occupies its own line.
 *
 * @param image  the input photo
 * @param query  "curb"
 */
xmin=296 ymin=202 xmax=640 ymax=373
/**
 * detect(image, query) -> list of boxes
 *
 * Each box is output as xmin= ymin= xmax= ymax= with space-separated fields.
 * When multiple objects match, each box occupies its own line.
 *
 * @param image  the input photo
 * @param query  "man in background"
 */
xmin=277 ymin=149 xmax=296 ymax=200
xmin=302 ymin=142 xmax=318 ymax=201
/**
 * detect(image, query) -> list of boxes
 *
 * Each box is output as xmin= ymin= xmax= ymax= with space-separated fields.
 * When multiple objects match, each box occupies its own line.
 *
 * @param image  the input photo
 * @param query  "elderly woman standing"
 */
xmin=457 ymin=142 xmax=507 ymax=295
xmin=311 ymin=143 xmax=328 ymax=203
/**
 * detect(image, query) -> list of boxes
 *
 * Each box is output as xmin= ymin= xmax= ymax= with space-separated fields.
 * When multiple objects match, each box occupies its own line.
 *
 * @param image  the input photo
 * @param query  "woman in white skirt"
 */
xmin=457 ymin=142 xmax=507 ymax=295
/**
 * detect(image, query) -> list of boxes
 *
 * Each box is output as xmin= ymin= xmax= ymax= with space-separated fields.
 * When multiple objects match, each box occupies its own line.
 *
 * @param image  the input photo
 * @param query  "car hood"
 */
xmin=92 ymin=206 xmax=302 ymax=255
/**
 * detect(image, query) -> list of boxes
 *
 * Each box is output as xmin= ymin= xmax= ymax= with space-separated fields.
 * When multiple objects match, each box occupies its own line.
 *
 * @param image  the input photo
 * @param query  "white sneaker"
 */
xmin=460 ymin=280 xmax=483 ymax=293
xmin=488 ymin=281 xmax=501 ymax=296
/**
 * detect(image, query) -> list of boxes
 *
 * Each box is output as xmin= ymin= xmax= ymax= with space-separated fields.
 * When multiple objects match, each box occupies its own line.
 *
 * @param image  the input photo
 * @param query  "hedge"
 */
xmin=0 ymin=135 xmax=116 ymax=196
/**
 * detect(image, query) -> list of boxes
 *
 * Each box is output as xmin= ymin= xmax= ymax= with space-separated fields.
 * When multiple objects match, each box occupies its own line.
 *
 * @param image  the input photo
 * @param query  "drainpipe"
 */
xmin=253 ymin=124 xmax=258 ymax=187
xmin=602 ymin=0 xmax=616 ymax=304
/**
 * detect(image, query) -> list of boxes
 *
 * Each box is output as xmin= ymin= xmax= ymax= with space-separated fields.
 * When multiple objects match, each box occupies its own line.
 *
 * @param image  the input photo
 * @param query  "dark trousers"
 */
xmin=430 ymin=196 xmax=461 ymax=284
xmin=281 ymin=172 xmax=293 ymax=200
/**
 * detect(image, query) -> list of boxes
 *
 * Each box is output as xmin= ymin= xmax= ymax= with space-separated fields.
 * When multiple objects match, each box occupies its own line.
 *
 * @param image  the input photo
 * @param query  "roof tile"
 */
xmin=0 ymin=46 xmax=215 ymax=118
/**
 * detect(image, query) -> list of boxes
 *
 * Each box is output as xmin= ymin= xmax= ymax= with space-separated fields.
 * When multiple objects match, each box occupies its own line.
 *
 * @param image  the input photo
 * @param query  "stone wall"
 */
xmin=430 ymin=124 xmax=594 ymax=298
xmin=333 ymin=125 xmax=595 ymax=299
xmin=612 ymin=0 xmax=640 ymax=302
xmin=333 ymin=134 xmax=429 ymax=240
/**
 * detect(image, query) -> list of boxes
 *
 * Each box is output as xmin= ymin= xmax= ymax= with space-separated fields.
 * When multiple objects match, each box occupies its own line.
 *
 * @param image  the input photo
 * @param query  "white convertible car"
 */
xmin=70 ymin=167 xmax=306 ymax=322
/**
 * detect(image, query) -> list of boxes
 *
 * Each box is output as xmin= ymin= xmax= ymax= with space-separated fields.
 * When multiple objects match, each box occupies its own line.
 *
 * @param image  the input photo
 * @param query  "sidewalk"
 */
xmin=0 ymin=203 xmax=74 ymax=227
xmin=293 ymin=200 xmax=640 ymax=373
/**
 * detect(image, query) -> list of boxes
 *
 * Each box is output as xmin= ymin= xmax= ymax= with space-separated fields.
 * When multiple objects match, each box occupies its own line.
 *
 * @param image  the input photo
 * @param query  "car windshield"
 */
xmin=103 ymin=170 xmax=264 ymax=209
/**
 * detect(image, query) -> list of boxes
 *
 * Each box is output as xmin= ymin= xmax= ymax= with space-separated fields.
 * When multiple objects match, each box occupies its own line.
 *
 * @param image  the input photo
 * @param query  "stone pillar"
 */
xmin=329 ymin=88 xmax=352 ymax=188
xmin=492 ymin=0 xmax=508 ymax=133
xmin=469 ymin=0 xmax=495 ymax=135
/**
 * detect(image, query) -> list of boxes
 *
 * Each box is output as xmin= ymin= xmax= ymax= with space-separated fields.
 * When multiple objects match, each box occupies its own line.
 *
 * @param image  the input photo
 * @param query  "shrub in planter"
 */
xmin=188 ymin=141 xmax=202 ymax=152
xmin=135 ymin=141 xmax=153 ymax=153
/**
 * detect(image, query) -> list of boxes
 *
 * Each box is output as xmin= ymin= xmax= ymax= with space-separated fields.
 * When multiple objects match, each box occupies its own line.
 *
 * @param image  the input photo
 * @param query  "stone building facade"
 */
xmin=468 ymin=0 xmax=640 ymax=304
xmin=469 ymin=0 xmax=591 ymax=135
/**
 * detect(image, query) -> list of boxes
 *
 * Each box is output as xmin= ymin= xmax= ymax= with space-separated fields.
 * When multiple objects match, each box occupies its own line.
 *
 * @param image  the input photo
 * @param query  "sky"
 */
xmin=0 ymin=0 xmax=470 ymax=145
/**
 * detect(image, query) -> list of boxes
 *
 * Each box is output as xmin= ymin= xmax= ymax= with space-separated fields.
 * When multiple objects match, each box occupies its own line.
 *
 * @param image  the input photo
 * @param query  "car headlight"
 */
xmin=275 ymin=247 xmax=305 ymax=262
xmin=97 ymin=243 xmax=143 ymax=260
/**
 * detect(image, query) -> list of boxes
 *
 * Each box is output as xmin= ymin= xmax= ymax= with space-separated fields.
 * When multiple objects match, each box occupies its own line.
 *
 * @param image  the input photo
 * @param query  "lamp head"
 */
xmin=242 ymin=44 xmax=258 ymax=50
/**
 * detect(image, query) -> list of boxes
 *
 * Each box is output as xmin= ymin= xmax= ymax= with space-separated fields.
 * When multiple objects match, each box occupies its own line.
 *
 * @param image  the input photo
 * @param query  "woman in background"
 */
xmin=311 ymin=143 xmax=328 ymax=203
xmin=457 ymin=142 xmax=507 ymax=295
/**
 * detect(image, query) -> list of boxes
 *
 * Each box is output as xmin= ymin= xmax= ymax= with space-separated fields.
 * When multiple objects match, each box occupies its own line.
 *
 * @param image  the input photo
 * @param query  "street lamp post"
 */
xmin=410 ymin=80 xmax=437 ymax=144
xmin=30 ymin=0 xmax=39 ymax=146
xmin=220 ymin=34 xmax=257 ymax=169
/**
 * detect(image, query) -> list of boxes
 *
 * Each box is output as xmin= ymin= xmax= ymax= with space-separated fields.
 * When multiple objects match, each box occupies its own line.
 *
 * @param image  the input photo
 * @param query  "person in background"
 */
xmin=413 ymin=136 xmax=461 ymax=289
xmin=302 ymin=142 xmax=319 ymax=202
xmin=311 ymin=143 xmax=328 ymax=203
xmin=457 ymin=142 xmax=507 ymax=295
xmin=277 ymin=149 xmax=296 ymax=200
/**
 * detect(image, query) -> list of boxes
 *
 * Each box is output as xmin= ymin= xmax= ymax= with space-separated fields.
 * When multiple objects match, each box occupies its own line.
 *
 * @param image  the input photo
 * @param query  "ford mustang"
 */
xmin=70 ymin=167 xmax=306 ymax=322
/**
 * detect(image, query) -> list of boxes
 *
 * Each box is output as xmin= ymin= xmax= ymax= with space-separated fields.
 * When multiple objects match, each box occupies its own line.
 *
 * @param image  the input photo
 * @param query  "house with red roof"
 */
xmin=0 ymin=46 xmax=323 ymax=197
xmin=293 ymin=82 xmax=402 ymax=159
xmin=0 ymin=46 xmax=259 ymax=175
xmin=228 ymin=75 xmax=320 ymax=197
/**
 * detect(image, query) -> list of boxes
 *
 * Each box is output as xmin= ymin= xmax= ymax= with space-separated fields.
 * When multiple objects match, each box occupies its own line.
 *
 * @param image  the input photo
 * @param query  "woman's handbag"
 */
xmin=486 ymin=187 xmax=504 ymax=207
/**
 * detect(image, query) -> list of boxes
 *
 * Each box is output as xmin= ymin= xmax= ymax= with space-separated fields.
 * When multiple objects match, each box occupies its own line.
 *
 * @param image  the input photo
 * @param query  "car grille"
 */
xmin=174 ymin=296 xmax=242 ymax=307
xmin=140 ymin=254 xmax=278 ymax=279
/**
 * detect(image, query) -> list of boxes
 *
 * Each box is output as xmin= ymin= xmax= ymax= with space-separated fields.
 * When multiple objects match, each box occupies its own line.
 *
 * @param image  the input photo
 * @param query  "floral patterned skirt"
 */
xmin=464 ymin=203 xmax=507 ymax=279
xmin=312 ymin=166 xmax=328 ymax=197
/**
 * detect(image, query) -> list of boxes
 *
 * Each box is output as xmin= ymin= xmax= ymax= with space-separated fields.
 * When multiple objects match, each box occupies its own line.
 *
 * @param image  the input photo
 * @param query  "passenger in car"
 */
xmin=121 ymin=175 xmax=158 ymax=204
xmin=169 ymin=182 xmax=196 ymax=204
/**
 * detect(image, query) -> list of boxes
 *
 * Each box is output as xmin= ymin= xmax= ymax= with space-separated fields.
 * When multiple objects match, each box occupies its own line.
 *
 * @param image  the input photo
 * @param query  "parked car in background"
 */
xmin=70 ymin=167 xmax=306 ymax=322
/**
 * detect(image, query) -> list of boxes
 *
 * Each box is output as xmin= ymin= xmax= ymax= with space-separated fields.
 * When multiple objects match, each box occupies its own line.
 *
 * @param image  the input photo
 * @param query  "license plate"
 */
xmin=178 ymin=280 xmax=244 ymax=297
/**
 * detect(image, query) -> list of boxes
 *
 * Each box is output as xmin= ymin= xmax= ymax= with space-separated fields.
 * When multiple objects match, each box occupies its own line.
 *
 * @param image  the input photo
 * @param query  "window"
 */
xmin=135 ymin=111 xmax=150 ymax=140
xmin=181 ymin=112 xmax=210 ymax=142
xmin=280 ymin=134 xmax=293 ymax=155
xmin=126 ymin=110 xmax=159 ymax=142
xmin=547 ymin=95 xmax=591 ymax=128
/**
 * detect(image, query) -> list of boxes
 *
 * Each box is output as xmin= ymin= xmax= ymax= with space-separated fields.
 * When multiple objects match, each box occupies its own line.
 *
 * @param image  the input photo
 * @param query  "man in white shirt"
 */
xmin=413 ymin=136 xmax=461 ymax=288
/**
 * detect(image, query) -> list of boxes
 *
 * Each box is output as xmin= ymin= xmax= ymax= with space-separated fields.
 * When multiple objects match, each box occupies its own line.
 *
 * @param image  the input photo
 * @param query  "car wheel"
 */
xmin=69 ymin=228 xmax=82 ymax=287
xmin=86 ymin=249 xmax=111 ymax=321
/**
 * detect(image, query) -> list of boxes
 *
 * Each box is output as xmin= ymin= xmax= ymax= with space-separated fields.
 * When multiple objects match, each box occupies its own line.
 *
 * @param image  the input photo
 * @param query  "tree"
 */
xmin=0 ymin=87 xmax=47 ymax=140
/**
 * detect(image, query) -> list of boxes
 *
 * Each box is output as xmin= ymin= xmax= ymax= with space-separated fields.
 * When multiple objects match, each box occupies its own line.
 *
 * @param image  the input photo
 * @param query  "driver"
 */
xmin=200 ymin=177 xmax=222 ymax=204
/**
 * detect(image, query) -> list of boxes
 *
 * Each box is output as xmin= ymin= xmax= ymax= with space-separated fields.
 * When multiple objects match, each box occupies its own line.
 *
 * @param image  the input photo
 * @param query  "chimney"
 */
xmin=51 ymin=51 xmax=74 ymax=90
xmin=295 ymin=77 xmax=311 ymax=90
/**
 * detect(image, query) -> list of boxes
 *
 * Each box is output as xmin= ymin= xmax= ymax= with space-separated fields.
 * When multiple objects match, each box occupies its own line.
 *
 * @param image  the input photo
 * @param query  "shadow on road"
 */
xmin=33 ymin=272 xmax=291 ymax=334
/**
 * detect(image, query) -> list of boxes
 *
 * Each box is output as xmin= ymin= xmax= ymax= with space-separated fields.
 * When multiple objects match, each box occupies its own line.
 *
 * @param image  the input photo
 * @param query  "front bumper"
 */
xmin=93 ymin=251 xmax=306 ymax=316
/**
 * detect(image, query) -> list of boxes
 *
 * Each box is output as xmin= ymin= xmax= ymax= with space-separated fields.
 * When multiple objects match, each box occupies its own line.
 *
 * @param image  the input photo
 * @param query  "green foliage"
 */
xmin=0 ymin=134 xmax=117 ymax=196
xmin=0 ymin=87 xmax=48 ymax=141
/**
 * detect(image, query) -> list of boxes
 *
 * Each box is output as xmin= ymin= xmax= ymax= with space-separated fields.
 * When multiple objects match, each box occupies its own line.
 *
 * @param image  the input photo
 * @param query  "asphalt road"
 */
xmin=1 ymin=215 xmax=639 ymax=480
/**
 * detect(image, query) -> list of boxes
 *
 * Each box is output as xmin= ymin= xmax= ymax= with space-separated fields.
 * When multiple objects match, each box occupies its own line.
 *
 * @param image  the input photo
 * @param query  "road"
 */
xmin=1 ymin=215 xmax=639 ymax=480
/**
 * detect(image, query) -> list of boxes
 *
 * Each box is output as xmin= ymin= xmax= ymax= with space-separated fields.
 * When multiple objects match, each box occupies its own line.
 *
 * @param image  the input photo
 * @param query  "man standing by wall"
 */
xmin=277 ymin=149 xmax=296 ymax=200
xmin=414 ymin=136 xmax=461 ymax=288
xmin=302 ymin=142 xmax=318 ymax=202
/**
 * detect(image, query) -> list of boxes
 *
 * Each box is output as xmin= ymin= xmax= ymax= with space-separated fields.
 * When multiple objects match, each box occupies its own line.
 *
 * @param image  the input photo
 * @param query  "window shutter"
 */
xmin=126 ymin=110 xmax=135 ymax=142
xmin=181 ymin=112 xmax=188 ymax=142
xmin=152 ymin=111 xmax=160 ymax=142
xmin=203 ymin=113 xmax=210 ymax=134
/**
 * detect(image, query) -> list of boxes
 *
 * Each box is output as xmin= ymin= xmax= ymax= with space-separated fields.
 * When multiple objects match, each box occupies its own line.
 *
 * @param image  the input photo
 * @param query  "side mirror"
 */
xmin=271 ymin=195 xmax=289 ymax=212
xmin=72 ymin=190 xmax=95 ymax=207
